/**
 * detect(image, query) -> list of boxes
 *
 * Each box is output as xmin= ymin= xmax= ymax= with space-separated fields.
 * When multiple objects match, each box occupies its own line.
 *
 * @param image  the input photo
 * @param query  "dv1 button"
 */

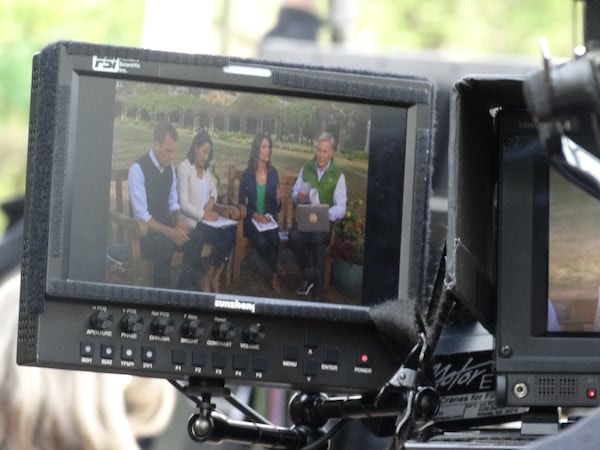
xmin=142 ymin=347 xmax=156 ymax=363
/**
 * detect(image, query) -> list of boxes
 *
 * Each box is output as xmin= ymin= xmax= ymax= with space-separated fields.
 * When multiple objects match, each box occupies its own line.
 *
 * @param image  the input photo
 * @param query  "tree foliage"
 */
xmin=356 ymin=0 xmax=578 ymax=58
xmin=1 ymin=0 xmax=145 ymax=119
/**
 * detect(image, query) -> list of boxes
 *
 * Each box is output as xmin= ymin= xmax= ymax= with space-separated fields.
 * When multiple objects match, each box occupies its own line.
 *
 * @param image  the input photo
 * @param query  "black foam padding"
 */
xmin=21 ymin=46 xmax=60 ymax=314
xmin=271 ymin=70 xmax=431 ymax=104
xmin=369 ymin=297 xmax=419 ymax=362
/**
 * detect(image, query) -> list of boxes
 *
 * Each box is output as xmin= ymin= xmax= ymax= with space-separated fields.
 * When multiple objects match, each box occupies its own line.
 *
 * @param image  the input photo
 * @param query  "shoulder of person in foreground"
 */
xmin=0 ymin=273 xmax=176 ymax=450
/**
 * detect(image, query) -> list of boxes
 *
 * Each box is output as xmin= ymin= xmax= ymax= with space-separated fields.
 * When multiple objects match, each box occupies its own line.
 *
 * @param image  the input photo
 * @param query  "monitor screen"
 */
xmin=58 ymin=75 xmax=414 ymax=308
xmin=548 ymin=163 xmax=600 ymax=332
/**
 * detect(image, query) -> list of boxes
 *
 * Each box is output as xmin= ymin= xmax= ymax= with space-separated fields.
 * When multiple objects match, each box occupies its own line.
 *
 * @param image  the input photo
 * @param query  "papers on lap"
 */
xmin=202 ymin=216 xmax=237 ymax=228
xmin=252 ymin=214 xmax=278 ymax=232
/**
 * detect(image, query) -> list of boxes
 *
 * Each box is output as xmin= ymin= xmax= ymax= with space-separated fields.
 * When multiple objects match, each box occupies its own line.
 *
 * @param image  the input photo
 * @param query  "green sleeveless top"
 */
xmin=302 ymin=158 xmax=342 ymax=206
xmin=256 ymin=182 xmax=266 ymax=214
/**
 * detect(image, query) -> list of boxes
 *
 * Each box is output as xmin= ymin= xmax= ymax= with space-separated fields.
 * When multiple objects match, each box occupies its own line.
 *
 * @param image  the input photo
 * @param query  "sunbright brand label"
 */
xmin=432 ymin=351 xmax=526 ymax=422
xmin=92 ymin=56 xmax=141 ymax=74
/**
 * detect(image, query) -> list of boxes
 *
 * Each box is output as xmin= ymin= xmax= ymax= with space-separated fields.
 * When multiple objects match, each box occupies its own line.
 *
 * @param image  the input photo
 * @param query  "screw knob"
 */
xmin=89 ymin=310 xmax=114 ymax=330
xmin=212 ymin=322 xmax=236 ymax=341
xmin=121 ymin=314 xmax=144 ymax=333
xmin=242 ymin=323 xmax=266 ymax=344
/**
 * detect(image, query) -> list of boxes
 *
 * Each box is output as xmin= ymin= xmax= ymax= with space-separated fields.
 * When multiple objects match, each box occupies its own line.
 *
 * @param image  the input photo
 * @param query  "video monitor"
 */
xmin=19 ymin=42 xmax=435 ymax=393
xmin=496 ymin=108 xmax=600 ymax=407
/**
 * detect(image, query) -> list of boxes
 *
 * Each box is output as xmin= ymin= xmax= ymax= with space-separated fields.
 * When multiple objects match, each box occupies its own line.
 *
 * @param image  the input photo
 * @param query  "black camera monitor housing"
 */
xmin=18 ymin=42 xmax=435 ymax=393
xmin=448 ymin=77 xmax=600 ymax=408
xmin=496 ymin=108 xmax=600 ymax=407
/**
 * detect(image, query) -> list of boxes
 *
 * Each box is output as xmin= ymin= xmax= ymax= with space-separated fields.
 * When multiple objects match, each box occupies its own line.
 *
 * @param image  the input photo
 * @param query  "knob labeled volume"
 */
xmin=242 ymin=323 xmax=266 ymax=344
xmin=212 ymin=321 xmax=236 ymax=341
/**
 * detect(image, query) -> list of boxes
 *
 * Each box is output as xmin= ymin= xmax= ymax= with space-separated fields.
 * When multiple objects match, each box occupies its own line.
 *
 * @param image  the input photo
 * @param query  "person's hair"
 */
xmin=153 ymin=122 xmax=178 ymax=144
xmin=0 ymin=272 xmax=176 ymax=450
xmin=186 ymin=129 xmax=213 ymax=168
xmin=247 ymin=131 xmax=273 ymax=173
xmin=316 ymin=131 xmax=336 ymax=151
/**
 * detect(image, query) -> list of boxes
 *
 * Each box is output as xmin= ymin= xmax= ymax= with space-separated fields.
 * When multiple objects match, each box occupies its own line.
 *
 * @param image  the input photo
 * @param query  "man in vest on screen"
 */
xmin=290 ymin=132 xmax=347 ymax=299
xmin=128 ymin=122 xmax=192 ymax=287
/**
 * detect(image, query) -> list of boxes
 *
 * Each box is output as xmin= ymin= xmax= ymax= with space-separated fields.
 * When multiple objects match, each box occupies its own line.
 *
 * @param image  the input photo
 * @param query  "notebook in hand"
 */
xmin=296 ymin=204 xmax=330 ymax=232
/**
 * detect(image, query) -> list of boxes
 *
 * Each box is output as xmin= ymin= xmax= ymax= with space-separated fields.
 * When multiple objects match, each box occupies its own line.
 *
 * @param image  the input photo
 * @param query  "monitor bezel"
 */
xmin=22 ymin=41 xmax=436 ymax=324
xmin=496 ymin=108 xmax=600 ymax=377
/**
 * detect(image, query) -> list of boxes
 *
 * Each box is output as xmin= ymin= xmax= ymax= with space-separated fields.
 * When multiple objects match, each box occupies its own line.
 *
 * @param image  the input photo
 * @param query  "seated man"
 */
xmin=127 ymin=122 xmax=191 ymax=287
xmin=289 ymin=132 xmax=347 ymax=299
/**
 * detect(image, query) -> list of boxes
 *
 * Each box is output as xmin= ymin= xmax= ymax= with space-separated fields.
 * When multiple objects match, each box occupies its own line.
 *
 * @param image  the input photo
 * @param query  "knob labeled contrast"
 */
xmin=121 ymin=314 xmax=144 ymax=333
xmin=212 ymin=321 xmax=236 ymax=341
xmin=89 ymin=310 xmax=114 ymax=330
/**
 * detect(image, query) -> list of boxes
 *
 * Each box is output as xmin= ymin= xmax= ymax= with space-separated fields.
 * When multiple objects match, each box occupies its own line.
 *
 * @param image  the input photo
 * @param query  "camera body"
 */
xmin=447 ymin=75 xmax=600 ymax=409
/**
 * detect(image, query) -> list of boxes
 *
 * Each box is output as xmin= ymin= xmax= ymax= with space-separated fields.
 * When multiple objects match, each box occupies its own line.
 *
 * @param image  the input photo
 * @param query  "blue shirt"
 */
xmin=128 ymin=149 xmax=179 ymax=223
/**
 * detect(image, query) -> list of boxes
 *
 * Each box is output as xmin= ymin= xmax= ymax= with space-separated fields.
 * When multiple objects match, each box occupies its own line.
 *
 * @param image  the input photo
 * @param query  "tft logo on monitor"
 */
xmin=92 ymin=56 xmax=120 ymax=73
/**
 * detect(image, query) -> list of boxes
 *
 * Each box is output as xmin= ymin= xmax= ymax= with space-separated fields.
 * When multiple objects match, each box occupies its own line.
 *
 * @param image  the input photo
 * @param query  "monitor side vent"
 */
xmin=535 ymin=376 xmax=578 ymax=401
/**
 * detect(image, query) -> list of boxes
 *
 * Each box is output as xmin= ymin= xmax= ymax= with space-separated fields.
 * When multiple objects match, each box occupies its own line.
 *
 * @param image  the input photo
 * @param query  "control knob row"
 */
xmin=88 ymin=313 xmax=265 ymax=342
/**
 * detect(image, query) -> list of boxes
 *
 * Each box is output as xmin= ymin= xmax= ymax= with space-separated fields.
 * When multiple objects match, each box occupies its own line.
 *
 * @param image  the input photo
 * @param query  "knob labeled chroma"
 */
xmin=151 ymin=316 xmax=175 ymax=336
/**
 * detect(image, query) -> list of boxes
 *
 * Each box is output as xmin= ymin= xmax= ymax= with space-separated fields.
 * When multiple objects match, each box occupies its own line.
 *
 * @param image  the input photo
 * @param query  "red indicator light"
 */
xmin=587 ymin=388 xmax=597 ymax=400
xmin=360 ymin=354 xmax=369 ymax=364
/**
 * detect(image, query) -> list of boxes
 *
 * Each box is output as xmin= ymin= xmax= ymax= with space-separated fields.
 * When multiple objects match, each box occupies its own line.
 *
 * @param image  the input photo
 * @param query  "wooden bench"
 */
xmin=107 ymin=168 xmax=239 ymax=288
xmin=226 ymin=165 xmax=332 ymax=289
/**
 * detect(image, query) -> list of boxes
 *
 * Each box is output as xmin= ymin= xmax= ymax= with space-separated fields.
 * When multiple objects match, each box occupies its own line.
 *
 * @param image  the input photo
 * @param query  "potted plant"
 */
xmin=329 ymin=198 xmax=365 ymax=296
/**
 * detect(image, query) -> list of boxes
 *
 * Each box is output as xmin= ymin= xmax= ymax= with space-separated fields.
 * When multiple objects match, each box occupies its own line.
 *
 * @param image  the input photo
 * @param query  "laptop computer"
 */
xmin=296 ymin=204 xmax=330 ymax=232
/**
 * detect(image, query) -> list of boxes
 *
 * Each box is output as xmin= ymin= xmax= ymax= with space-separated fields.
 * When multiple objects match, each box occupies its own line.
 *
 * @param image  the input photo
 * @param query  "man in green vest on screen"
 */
xmin=290 ymin=132 xmax=347 ymax=299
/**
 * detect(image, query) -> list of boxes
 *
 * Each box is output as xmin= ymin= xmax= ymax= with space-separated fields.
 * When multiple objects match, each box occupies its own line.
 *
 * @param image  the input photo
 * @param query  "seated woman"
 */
xmin=177 ymin=130 xmax=236 ymax=293
xmin=239 ymin=132 xmax=283 ymax=293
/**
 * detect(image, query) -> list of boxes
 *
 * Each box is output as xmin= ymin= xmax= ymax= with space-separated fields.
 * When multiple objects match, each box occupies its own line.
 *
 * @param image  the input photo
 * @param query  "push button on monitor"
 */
xmin=142 ymin=347 xmax=156 ymax=363
xmin=253 ymin=356 xmax=268 ymax=373
xmin=192 ymin=352 xmax=207 ymax=367
xmin=80 ymin=342 xmax=94 ymax=357
xmin=283 ymin=345 xmax=299 ymax=361
xmin=121 ymin=346 xmax=135 ymax=361
xmin=304 ymin=360 xmax=319 ymax=377
xmin=323 ymin=347 xmax=339 ymax=364
xmin=101 ymin=344 xmax=115 ymax=359
xmin=212 ymin=353 xmax=227 ymax=369
xmin=304 ymin=333 xmax=319 ymax=348
xmin=171 ymin=350 xmax=186 ymax=365
xmin=233 ymin=355 xmax=248 ymax=371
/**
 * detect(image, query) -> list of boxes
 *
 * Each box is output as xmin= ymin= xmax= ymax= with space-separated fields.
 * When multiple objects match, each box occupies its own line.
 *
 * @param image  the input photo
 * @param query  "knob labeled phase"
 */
xmin=121 ymin=314 xmax=144 ymax=333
